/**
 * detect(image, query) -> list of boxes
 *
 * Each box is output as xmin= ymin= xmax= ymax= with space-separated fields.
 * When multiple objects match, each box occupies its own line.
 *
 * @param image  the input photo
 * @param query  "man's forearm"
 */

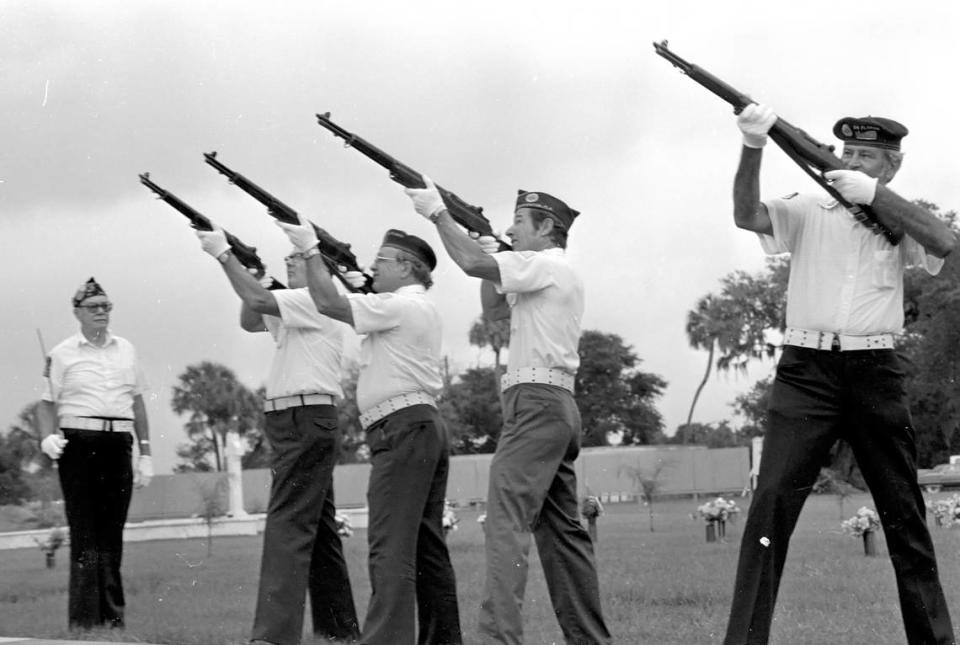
xmin=37 ymin=401 xmax=58 ymax=437
xmin=732 ymin=147 xmax=770 ymax=233
xmin=434 ymin=211 xmax=501 ymax=282
xmin=220 ymin=254 xmax=279 ymax=316
xmin=304 ymin=256 xmax=354 ymax=325
xmin=132 ymin=395 xmax=151 ymax=457
xmin=872 ymin=186 xmax=956 ymax=257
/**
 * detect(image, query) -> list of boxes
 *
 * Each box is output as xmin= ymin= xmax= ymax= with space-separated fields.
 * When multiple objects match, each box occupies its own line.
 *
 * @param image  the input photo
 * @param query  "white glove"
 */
xmin=134 ymin=455 xmax=153 ymax=488
xmin=258 ymin=275 xmax=275 ymax=288
xmin=823 ymin=169 xmax=878 ymax=205
xmin=276 ymin=220 xmax=319 ymax=253
xmin=40 ymin=434 xmax=68 ymax=460
xmin=737 ymin=103 xmax=777 ymax=148
xmin=196 ymin=227 xmax=231 ymax=258
xmin=404 ymin=175 xmax=446 ymax=220
xmin=469 ymin=231 xmax=501 ymax=254
xmin=341 ymin=270 xmax=368 ymax=290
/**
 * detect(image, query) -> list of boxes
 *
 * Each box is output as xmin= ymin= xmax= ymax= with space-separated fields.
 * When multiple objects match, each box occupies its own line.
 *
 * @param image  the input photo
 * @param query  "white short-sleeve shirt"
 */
xmin=42 ymin=331 xmax=146 ymax=420
xmin=262 ymin=288 xmax=347 ymax=399
xmin=760 ymin=193 xmax=943 ymax=335
xmin=347 ymin=284 xmax=443 ymax=413
xmin=492 ymin=247 xmax=584 ymax=373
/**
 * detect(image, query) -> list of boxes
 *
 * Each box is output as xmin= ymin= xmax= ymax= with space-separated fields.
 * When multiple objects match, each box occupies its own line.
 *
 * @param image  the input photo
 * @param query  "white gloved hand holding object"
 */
xmin=469 ymin=231 xmax=501 ymax=254
xmin=823 ymin=169 xmax=878 ymax=205
xmin=341 ymin=269 xmax=368 ymax=290
xmin=276 ymin=219 xmax=320 ymax=253
xmin=404 ymin=176 xmax=446 ymax=221
xmin=134 ymin=455 xmax=153 ymax=488
xmin=196 ymin=227 xmax=231 ymax=258
xmin=737 ymin=103 xmax=778 ymax=148
xmin=40 ymin=434 xmax=68 ymax=460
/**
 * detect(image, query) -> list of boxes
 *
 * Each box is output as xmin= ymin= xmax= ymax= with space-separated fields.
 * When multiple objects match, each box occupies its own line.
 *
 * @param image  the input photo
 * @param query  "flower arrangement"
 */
xmin=926 ymin=494 xmax=960 ymax=527
xmin=442 ymin=500 xmax=459 ymax=536
xmin=696 ymin=497 xmax=740 ymax=524
xmin=841 ymin=506 xmax=881 ymax=537
xmin=34 ymin=527 xmax=66 ymax=568
xmin=334 ymin=513 xmax=353 ymax=538
xmin=581 ymin=496 xmax=604 ymax=521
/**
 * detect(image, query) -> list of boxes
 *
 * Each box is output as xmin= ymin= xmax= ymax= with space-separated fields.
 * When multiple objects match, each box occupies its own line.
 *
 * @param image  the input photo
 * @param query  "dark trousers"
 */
xmin=252 ymin=404 xmax=360 ymax=645
xmin=361 ymin=404 xmax=462 ymax=645
xmin=478 ymin=384 xmax=611 ymax=645
xmin=724 ymin=347 xmax=956 ymax=645
xmin=58 ymin=428 xmax=133 ymax=630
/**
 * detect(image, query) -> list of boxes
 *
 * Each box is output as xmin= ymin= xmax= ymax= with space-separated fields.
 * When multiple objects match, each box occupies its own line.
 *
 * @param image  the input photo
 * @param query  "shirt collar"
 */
xmin=75 ymin=329 xmax=116 ymax=348
xmin=394 ymin=284 xmax=427 ymax=296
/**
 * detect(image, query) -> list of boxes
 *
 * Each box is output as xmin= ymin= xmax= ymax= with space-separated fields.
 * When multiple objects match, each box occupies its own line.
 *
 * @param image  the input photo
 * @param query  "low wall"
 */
xmin=126 ymin=446 xmax=749 ymax=522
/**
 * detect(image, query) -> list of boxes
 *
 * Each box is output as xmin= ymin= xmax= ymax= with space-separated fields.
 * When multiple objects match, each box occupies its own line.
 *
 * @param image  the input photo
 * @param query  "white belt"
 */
xmin=60 ymin=416 xmax=134 ymax=432
xmin=264 ymin=393 xmax=335 ymax=413
xmin=359 ymin=392 xmax=437 ymax=430
xmin=500 ymin=367 xmax=576 ymax=394
xmin=784 ymin=327 xmax=895 ymax=352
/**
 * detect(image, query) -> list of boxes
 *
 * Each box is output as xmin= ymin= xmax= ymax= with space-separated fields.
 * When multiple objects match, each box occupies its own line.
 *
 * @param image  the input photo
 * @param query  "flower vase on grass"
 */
xmin=581 ymin=496 xmax=604 ymax=543
xmin=696 ymin=497 xmax=740 ymax=543
xmin=841 ymin=506 xmax=881 ymax=556
xmin=33 ymin=527 xmax=66 ymax=569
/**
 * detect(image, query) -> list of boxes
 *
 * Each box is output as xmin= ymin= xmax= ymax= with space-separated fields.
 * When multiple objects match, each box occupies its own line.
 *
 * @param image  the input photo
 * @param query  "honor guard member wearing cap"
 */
xmin=723 ymin=108 xmax=956 ymax=645
xmin=36 ymin=278 xmax=153 ymax=630
xmin=195 ymin=228 xmax=361 ymax=645
xmin=406 ymin=180 xmax=612 ymax=645
xmin=275 ymin=221 xmax=462 ymax=645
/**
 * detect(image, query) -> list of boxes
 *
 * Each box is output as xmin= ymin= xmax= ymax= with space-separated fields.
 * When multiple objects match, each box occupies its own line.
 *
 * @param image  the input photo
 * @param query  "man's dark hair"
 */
xmin=529 ymin=211 xmax=569 ymax=249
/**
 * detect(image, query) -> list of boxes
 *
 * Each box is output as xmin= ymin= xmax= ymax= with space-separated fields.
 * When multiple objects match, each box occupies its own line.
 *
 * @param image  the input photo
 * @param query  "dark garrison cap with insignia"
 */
xmin=515 ymin=190 xmax=580 ymax=231
xmin=381 ymin=229 xmax=437 ymax=271
xmin=72 ymin=277 xmax=107 ymax=307
xmin=833 ymin=116 xmax=908 ymax=151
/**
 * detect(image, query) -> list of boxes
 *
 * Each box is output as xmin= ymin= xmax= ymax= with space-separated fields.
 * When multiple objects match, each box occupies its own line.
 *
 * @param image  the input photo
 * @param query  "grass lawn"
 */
xmin=2 ymin=492 xmax=960 ymax=644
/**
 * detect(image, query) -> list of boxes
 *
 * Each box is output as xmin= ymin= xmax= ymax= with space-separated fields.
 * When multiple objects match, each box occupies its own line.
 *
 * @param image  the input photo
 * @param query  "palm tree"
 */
xmin=171 ymin=362 xmax=263 ymax=471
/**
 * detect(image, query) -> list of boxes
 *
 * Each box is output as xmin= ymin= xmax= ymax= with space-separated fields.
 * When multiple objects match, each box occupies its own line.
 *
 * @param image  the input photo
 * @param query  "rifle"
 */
xmin=653 ymin=40 xmax=900 ymax=245
xmin=203 ymin=152 xmax=374 ymax=293
xmin=138 ymin=172 xmax=286 ymax=289
xmin=315 ymin=112 xmax=511 ymax=251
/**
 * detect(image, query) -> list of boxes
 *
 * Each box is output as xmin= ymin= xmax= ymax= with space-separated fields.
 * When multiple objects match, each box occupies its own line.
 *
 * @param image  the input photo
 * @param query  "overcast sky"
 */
xmin=2 ymin=1 xmax=958 ymax=473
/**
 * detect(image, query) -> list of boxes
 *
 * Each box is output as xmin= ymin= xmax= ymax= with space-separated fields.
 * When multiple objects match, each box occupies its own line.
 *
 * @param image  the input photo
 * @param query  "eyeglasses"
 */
xmin=374 ymin=255 xmax=401 ymax=264
xmin=78 ymin=302 xmax=113 ymax=312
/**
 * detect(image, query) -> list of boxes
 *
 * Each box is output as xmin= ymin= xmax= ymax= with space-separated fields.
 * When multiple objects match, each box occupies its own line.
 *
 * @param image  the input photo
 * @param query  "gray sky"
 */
xmin=2 ymin=1 xmax=958 ymax=473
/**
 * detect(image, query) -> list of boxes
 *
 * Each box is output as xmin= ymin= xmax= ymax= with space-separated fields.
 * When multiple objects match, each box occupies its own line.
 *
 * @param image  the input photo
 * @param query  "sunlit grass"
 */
xmin=2 ymin=493 xmax=959 ymax=644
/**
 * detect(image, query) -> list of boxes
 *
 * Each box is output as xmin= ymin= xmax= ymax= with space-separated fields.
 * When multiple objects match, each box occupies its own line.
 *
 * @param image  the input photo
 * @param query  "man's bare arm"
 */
xmin=303 ymin=256 xmax=354 ymax=326
xmin=733 ymin=147 xmax=773 ymax=235
xmin=481 ymin=279 xmax=510 ymax=321
xmin=872 ymin=187 xmax=956 ymax=258
xmin=433 ymin=210 xmax=502 ymax=282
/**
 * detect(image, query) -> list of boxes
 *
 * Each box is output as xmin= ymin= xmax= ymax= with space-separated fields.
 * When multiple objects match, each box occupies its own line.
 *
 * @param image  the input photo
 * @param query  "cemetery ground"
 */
xmin=2 ymin=493 xmax=959 ymax=645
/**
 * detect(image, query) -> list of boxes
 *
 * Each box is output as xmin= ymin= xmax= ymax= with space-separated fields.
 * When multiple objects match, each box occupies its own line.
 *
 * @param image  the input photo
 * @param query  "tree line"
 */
xmin=2 ymin=199 xmax=957 ymax=500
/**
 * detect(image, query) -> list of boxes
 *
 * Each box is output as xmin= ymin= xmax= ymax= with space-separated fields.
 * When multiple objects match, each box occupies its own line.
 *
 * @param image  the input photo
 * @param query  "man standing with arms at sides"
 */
xmin=723 ymin=105 xmax=956 ymax=645
xmin=195 ymin=228 xmax=360 ymax=645
xmin=405 ymin=180 xmax=612 ymax=645
xmin=37 ymin=278 xmax=153 ymax=630
xmin=275 ymin=221 xmax=462 ymax=645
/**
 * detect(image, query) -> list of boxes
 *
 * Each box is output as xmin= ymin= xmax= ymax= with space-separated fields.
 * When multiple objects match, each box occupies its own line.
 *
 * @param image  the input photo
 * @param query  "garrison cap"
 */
xmin=515 ymin=190 xmax=580 ymax=231
xmin=833 ymin=116 xmax=908 ymax=151
xmin=381 ymin=229 xmax=437 ymax=271
xmin=72 ymin=277 xmax=107 ymax=307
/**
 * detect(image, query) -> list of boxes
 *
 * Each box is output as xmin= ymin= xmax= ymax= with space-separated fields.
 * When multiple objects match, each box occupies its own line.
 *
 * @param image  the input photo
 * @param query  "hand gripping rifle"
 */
xmin=315 ymin=112 xmax=512 ymax=251
xmin=139 ymin=172 xmax=286 ymax=289
xmin=653 ymin=40 xmax=900 ymax=245
xmin=203 ymin=152 xmax=374 ymax=293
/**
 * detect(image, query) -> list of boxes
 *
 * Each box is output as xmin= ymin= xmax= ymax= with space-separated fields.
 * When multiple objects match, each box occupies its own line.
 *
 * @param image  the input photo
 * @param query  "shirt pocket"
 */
xmin=872 ymin=250 xmax=898 ymax=290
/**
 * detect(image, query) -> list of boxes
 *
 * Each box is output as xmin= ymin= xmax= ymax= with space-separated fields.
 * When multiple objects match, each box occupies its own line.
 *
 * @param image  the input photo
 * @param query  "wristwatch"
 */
xmin=217 ymin=250 xmax=232 ymax=264
xmin=303 ymin=245 xmax=322 ymax=260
